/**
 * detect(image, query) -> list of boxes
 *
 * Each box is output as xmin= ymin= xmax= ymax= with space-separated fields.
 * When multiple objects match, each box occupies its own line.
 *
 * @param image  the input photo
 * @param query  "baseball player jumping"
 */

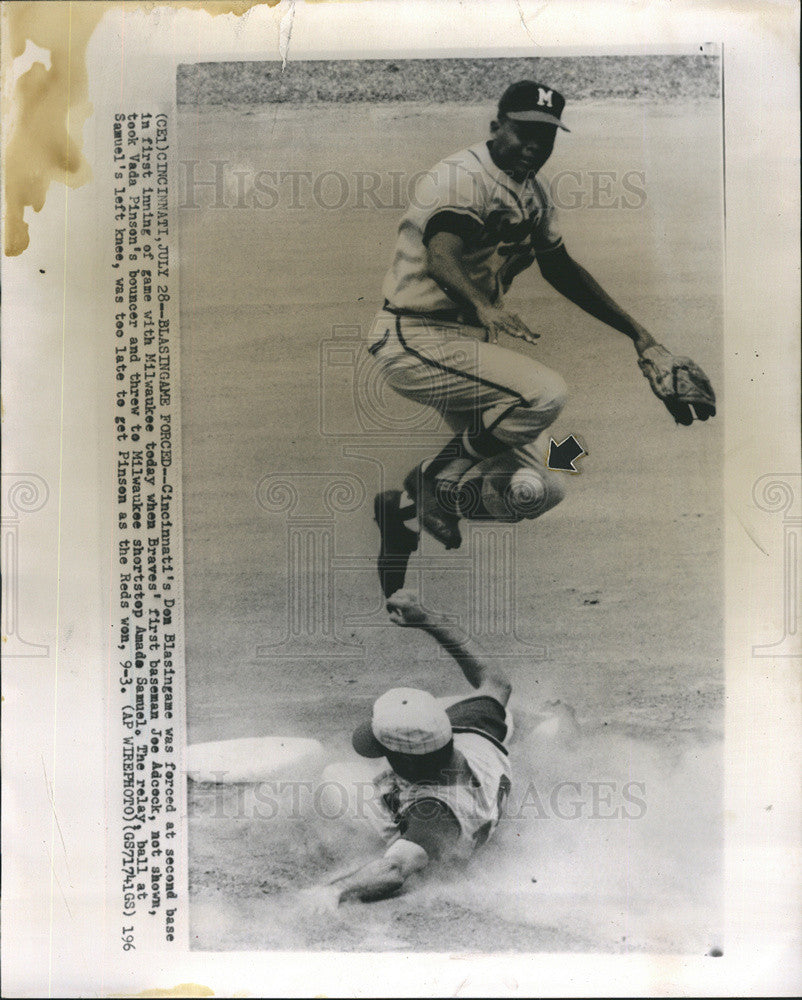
xmin=370 ymin=80 xmax=715 ymax=597
xmin=301 ymin=589 xmax=513 ymax=911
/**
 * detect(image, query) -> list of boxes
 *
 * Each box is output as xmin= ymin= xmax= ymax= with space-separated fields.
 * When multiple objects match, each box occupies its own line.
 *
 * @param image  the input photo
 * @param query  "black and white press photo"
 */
xmin=2 ymin=2 xmax=799 ymax=996
xmin=178 ymin=54 xmax=724 ymax=953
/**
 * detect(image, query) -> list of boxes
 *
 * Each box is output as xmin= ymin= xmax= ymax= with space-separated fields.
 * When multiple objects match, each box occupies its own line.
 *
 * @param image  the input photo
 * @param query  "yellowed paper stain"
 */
xmin=107 ymin=983 xmax=217 ymax=998
xmin=2 ymin=0 xmax=279 ymax=257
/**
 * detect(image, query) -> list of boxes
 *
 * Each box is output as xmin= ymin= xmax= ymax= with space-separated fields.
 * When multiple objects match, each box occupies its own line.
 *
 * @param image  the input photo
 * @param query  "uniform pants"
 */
xmin=368 ymin=310 xmax=567 ymax=520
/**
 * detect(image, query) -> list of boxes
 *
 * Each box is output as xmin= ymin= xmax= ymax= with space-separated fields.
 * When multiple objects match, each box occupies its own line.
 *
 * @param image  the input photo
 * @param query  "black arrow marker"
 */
xmin=546 ymin=435 xmax=587 ymax=473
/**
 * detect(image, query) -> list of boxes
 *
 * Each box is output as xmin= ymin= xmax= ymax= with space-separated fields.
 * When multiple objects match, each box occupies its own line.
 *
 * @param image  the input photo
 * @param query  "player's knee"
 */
xmin=496 ymin=466 xmax=566 ymax=521
xmin=507 ymin=373 xmax=567 ymax=441
xmin=491 ymin=383 xmax=567 ymax=449
xmin=513 ymin=362 xmax=567 ymax=409
xmin=530 ymin=372 xmax=568 ymax=420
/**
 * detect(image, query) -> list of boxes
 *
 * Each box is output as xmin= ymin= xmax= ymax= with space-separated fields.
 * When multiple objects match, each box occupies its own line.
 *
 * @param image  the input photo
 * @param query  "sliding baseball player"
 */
xmin=301 ymin=589 xmax=513 ymax=910
xmin=370 ymin=79 xmax=715 ymax=597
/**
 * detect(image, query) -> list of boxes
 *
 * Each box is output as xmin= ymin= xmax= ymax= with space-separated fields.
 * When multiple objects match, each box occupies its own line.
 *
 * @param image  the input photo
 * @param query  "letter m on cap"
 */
xmin=537 ymin=88 xmax=554 ymax=107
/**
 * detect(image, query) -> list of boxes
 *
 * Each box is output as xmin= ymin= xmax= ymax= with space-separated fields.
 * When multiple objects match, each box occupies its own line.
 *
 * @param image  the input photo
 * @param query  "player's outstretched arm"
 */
xmin=536 ymin=244 xmax=656 ymax=355
xmin=299 ymin=839 xmax=429 ymax=912
xmin=387 ymin=590 xmax=512 ymax=706
xmin=538 ymin=245 xmax=716 ymax=424
xmin=426 ymin=231 xmax=539 ymax=345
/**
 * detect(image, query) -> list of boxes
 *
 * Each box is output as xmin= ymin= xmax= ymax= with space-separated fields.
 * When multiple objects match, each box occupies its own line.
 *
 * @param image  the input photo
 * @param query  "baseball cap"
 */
xmin=352 ymin=688 xmax=453 ymax=758
xmin=498 ymin=80 xmax=570 ymax=131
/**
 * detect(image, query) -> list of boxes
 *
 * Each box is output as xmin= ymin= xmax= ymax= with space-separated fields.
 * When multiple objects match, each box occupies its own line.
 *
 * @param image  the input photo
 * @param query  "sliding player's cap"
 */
xmin=352 ymin=688 xmax=452 ymax=757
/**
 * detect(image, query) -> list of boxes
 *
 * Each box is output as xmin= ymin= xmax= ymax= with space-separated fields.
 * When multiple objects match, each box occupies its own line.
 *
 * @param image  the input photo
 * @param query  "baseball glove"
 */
xmin=637 ymin=344 xmax=716 ymax=425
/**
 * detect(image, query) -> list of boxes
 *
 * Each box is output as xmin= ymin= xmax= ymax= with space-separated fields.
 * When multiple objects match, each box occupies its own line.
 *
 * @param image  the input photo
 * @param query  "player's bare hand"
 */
xmin=386 ymin=589 xmax=432 ymax=627
xmin=475 ymin=303 xmax=539 ymax=345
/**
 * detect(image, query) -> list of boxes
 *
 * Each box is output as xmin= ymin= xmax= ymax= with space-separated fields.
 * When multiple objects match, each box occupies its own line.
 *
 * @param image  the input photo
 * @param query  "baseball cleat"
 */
xmin=374 ymin=490 xmax=419 ymax=599
xmin=403 ymin=464 xmax=462 ymax=550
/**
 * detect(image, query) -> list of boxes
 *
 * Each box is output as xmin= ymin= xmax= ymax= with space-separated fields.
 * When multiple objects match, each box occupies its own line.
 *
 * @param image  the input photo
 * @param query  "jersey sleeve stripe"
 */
xmin=451 ymin=726 xmax=509 ymax=755
xmin=421 ymin=206 xmax=484 ymax=226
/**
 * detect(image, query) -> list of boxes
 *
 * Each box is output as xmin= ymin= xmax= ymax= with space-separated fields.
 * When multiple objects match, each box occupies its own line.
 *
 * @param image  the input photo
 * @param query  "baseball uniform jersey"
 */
xmin=382 ymin=141 xmax=563 ymax=317
xmin=371 ymin=696 xmax=513 ymax=854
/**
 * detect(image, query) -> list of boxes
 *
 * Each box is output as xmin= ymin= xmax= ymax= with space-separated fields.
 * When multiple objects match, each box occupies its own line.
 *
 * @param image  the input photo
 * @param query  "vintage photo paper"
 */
xmin=180 ymin=51 xmax=725 ymax=956
xmin=1 ymin=2 xmax=800 ymax=997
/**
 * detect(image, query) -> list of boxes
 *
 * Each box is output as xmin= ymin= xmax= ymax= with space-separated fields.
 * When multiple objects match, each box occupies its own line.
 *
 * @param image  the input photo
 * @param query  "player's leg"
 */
xmin=368 ymin=312 xmax=475 ymax=591
xmin=451 ymin=446 xmax=567 ymax=523
xmin=385 ymin=326 xmax=568 ymax=535
xmin=374 ymin=488 xmax=418 ymax=599
xmin=368 ymin=312 xmax=566 ymax=589
xmin=366 ymin=312 xmax=431 ymax=596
